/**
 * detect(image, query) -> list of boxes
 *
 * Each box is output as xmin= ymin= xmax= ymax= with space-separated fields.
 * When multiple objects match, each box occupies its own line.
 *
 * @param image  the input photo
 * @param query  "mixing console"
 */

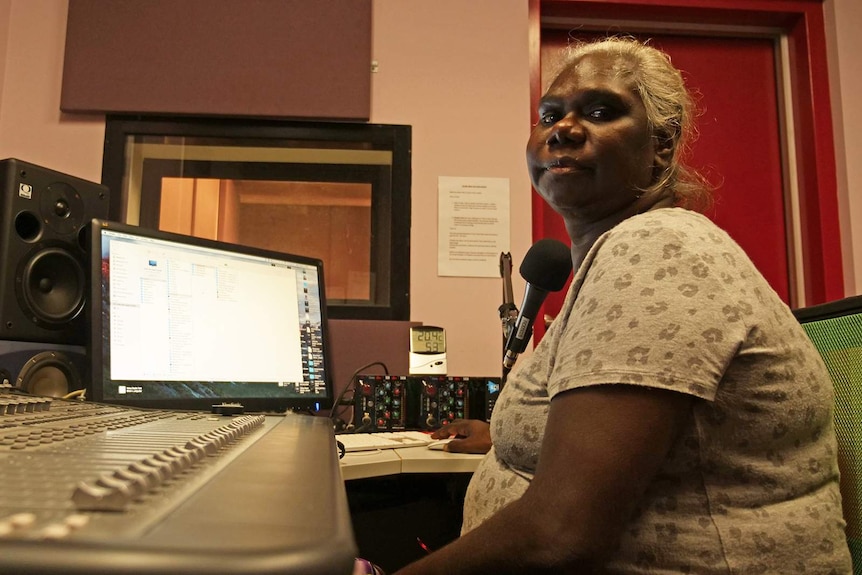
xmin=0 ymin=391 xmax=356 ymax=574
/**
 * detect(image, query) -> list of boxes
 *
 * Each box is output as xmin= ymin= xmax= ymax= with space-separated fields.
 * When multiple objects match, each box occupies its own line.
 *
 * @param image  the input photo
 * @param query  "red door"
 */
xmin=537 ymin=31 xmax=788 ymax=333
xmin=530 ymin=1 xmax=843 ymax=345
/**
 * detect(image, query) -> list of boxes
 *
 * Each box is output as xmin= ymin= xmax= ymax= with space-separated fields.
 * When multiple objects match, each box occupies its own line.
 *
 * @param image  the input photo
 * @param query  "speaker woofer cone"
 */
xmin=17 ymin=351 xmax=79 ymax=397
xmin=20 ymin=248 xmax=85 ymax=325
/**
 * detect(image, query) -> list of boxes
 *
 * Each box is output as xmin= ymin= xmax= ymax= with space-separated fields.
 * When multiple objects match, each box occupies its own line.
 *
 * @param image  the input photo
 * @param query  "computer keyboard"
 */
xmin=336 ymin=430 xmax=433 ymax=452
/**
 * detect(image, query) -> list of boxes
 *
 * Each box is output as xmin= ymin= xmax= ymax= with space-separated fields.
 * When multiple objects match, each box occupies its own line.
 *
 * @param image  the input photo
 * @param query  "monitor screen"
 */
xmin=88 ymin=219 xmax=333 ymax=412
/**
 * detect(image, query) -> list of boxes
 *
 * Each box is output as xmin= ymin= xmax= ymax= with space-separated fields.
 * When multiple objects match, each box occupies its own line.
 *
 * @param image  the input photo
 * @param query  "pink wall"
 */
xmin=0 ymin=1 xmax=9 ymax=113
xmin=0 ymin=0 xmax=859 ymax=377
xmin=0 ymin=0 xmax=104 ymax=180
xmin=370 ymin=0 xmax=533 ymax=377
xmin=825 ymin=0 xmax=862 ymax=295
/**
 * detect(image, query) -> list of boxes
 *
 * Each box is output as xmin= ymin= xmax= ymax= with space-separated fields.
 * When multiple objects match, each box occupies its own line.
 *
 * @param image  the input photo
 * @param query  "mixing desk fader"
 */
xmin=0 ymin=392 xmax=356 ymax=575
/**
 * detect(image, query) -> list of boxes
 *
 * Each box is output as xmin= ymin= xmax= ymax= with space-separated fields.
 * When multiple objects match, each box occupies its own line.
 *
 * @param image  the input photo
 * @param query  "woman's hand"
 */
xmin=431 ymin=419 xmax=492 ymax=454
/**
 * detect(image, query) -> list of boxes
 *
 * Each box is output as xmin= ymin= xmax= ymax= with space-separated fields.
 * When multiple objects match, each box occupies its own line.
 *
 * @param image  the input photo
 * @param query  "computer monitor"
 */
xmin=88 ymin=219 xmax=333 ymax=413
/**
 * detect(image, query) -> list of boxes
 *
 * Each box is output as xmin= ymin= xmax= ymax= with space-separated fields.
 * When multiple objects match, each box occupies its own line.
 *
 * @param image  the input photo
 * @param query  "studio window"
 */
xmin=101 ymin=115 xmax=411 ymax=320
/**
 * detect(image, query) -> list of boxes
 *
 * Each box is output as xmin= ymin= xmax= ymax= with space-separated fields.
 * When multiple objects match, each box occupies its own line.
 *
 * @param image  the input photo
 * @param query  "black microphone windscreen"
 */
xmin=519 ymin=239 xmax=572 ymax=291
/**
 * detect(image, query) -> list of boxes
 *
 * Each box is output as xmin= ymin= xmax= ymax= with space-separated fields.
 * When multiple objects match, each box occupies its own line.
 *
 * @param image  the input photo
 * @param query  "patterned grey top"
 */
xmin=462 ymin=208 xmax=852 ymax=573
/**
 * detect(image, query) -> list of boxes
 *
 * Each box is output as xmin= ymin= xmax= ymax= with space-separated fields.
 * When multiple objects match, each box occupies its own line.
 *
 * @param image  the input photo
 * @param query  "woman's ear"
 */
xmin=653 ymin=133 xmax=674 ymax=172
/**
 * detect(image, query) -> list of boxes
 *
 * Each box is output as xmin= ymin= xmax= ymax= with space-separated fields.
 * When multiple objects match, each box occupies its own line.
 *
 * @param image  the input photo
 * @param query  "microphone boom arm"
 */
xmin=499 ymin=252 xmax=518 ymax=340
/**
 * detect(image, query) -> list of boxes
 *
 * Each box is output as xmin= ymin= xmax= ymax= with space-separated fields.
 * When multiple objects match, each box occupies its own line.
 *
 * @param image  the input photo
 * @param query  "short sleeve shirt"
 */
xmin=461 ymin=208 xmax=852 ymax=574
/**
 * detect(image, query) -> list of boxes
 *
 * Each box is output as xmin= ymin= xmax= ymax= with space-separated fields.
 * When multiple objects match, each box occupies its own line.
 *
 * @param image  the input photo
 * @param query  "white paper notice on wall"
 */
xmin=437 ymin=176 xmax=510 ymax=278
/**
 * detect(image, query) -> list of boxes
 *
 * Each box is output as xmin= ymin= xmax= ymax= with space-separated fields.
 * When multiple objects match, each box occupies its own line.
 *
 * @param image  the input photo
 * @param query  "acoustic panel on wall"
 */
xmin=327 ymin=319 xmax=420 ymax=401
xmin=61 ymin=0 xmax=372 ymax=120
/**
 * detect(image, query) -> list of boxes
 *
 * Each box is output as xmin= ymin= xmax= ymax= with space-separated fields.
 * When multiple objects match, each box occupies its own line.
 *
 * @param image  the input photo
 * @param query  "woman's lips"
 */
xmin=545 ymin=157 xmax=590 ymax=174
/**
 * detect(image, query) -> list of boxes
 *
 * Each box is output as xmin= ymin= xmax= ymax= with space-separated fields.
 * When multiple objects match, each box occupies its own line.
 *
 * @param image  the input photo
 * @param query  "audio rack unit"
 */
xmin=351 ymin=375 xmax=502 ymax=433
xmin=353 ymin=375 xmax=409 ymax=432
xmin=415 ymin=375 xmax=469 ymax=429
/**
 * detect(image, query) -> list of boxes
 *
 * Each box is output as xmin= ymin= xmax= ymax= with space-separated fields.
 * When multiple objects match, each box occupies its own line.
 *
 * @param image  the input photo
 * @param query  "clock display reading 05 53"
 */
xmin=411 ymin=326 xmax=446 ymax=354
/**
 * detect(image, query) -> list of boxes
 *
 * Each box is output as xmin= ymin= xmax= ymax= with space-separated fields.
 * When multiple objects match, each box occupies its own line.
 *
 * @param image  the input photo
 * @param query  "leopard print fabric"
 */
xmin=462 ymin=208 xmax=852 ymax=574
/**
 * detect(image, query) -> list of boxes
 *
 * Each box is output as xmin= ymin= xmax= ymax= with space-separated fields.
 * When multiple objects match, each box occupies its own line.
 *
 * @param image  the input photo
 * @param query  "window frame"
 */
xmin=101 ymin=114 xmax=412 ymax=321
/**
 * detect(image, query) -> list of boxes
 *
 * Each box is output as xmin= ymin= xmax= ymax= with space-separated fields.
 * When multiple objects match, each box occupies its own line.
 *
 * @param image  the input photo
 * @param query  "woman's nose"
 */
xmin=547 ymin=114 xmax=585 ymax=146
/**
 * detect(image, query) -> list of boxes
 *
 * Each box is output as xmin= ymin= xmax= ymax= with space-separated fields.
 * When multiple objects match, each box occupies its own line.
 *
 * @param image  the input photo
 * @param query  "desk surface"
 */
xmin=340 ymin=446 xmax=484 ymax=481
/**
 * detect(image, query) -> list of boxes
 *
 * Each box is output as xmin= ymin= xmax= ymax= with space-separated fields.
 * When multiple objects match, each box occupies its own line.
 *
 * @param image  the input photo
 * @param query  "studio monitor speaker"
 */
xmin=0 ymin=340 xmax=87 ymax=397
xmin=0 ymin=158 xmax=109 ymax=345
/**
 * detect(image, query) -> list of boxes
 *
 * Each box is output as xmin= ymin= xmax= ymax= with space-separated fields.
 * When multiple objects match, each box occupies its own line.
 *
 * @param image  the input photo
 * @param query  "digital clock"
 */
xmin=409 ymin=326 xmax=447 ymax=375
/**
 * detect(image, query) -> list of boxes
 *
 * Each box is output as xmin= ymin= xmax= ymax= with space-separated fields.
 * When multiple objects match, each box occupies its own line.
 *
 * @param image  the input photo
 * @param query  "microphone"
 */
xmin=503 ymin=239 xmax=572 ymax=371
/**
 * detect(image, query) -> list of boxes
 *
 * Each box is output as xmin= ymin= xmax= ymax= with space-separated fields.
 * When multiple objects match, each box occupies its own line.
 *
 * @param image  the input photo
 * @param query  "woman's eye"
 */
xmin=585 ymin=104 xmax=618 ymax=121
xmin=539 ymin=110 xmax=559 ymax=125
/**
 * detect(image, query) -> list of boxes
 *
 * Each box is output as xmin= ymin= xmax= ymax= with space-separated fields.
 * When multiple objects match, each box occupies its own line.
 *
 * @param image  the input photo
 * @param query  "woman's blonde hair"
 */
xmin=560 ymin=36 xmax=712 ymax=210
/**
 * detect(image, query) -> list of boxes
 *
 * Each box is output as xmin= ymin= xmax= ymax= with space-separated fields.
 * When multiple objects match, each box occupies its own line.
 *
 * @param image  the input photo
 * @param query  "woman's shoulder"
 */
xmin=593 ymin=208 xmax=755 ymax=277
xmin=610 ymin=207 xmax=733 ymax=245
xmin=621 ymin=206 xmax=713 ymax=229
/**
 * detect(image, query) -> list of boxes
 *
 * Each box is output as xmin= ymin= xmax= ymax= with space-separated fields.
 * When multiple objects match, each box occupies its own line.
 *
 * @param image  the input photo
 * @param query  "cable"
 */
xmin=330 ymin=361 xmax=389 ymax=432
xmin=350 ymin=416 xmax=374 ymax=435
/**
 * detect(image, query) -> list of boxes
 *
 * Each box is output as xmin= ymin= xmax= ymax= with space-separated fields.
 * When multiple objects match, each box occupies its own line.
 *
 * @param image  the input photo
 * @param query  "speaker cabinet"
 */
xmin=0 ymin=158 xmax=109 ymax=345
xmin=0 ymin=340 xmax=87 ymax=397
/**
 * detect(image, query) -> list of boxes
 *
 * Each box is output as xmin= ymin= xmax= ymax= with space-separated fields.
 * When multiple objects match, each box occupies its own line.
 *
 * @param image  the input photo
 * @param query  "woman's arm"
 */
xmin=394 ymin=384 xmax=693 ymax=575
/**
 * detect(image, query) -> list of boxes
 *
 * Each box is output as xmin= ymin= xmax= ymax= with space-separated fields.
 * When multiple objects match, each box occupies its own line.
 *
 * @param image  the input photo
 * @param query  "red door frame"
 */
xmin=528 ymin=0 xmax=843 ymax=307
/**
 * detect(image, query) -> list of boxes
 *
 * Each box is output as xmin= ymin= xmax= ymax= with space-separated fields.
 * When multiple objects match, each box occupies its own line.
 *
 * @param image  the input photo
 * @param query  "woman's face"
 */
xmin=526 ymin=53 xmax=665 ymax=221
